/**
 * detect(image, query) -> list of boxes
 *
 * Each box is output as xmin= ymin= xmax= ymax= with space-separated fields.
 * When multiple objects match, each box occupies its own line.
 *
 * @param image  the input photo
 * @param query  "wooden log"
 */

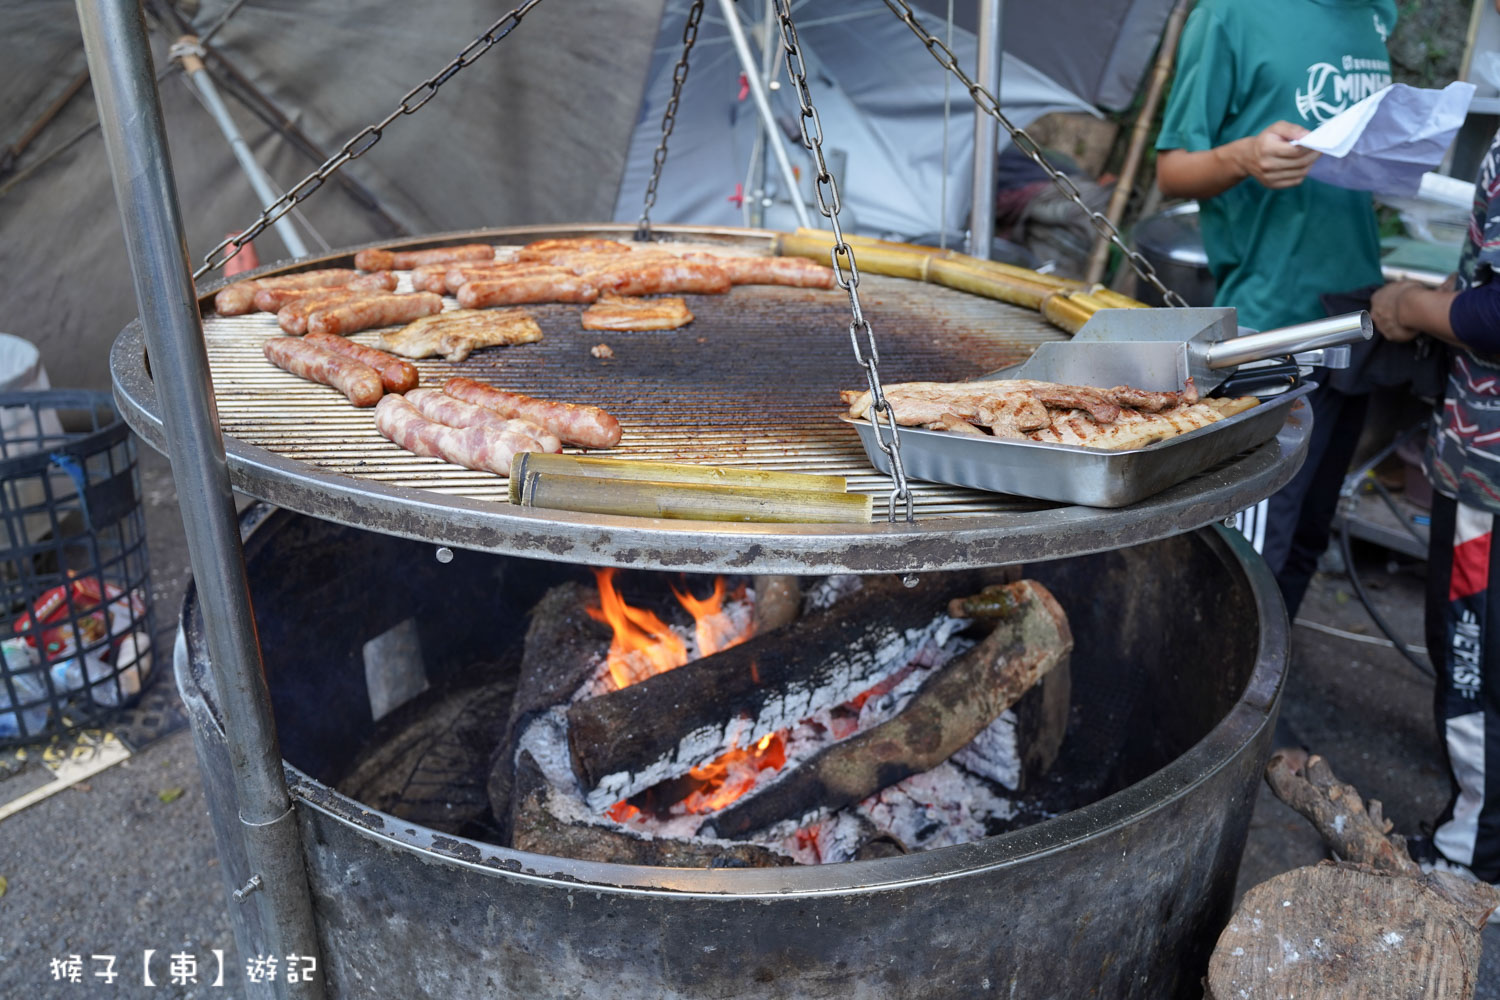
xmin=1206 ymin=862 xmax=1494 ymax=1000
xmin=514 ymin=472 xmax=873 ymax=524
xmin=486 ymin=581 xmax=613 ymax=834
xmin=699 ymin=580 xmax=1072 ymax=838
xmin=566 ymin=571 xmax=988 ymax=811
xmin=1264 ymin=748 xmax=1420 ymax=876
xmin=511 ymin=751 xmax=795 ymax=868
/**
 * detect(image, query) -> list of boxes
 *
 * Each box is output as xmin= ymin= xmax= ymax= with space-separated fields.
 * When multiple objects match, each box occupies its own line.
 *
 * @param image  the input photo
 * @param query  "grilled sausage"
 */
xmin=405 ymin=388 xmax=561 ymax=453
xmin=585 ymin=258 xmax=731 ymax=296
xmin=251 ymin=271 xmax=397 ymax=312
xmin=306 ymin=292 xmax=445 ymax=337
xmin=263 ymin=338 xmax=384 ymax=407
xmin=304 ymin=331 xmax=419 ymax=394
xmin=374 ymin=394 xmax=532 ymax=476
xmin=354 ymin=244 xmax=495 ymax=272
xmin=457 ymin=273 xmax=599 ymax=308
xmin=444 ymin=376 xmax=621 ymax=449
xmin=275 ymin=289 xmax=383 ymax=336
xmin=684 ymin=253 xmax=836 ymax=288
xmin=214 ymin=268 xmax=365 ymax=315
xmin=444 ymin=262 xmax=567 ymax=294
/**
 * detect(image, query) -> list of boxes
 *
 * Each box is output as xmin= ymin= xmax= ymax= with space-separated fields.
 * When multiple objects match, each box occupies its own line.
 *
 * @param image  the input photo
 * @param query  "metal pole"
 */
xmin=719 ymin=0 xmax=814 ymax=230
xmin=968 ymin=0 xmax=1002 ymax=259
xmin=73 ymin=4 xmax=324 ymax=998
xmin=173 ymin=36 xmax=309 ymax=259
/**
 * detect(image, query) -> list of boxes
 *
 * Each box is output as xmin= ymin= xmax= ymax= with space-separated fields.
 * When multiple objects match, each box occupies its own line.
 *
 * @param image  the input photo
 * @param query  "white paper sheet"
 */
xmin=1291 ymin=81 xmax=1476 ymax=196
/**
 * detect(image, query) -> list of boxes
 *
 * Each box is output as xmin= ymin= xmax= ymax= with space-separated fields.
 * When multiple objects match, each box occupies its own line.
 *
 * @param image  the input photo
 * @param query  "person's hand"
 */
xmin=1231 ymin=121 xmax=1320 ymax=189
xmin=1370 ymin=281 xmax=1422 ymax=343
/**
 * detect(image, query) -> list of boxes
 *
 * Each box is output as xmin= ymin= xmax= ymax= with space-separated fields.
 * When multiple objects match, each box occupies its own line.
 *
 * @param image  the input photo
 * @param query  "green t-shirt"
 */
xmin=1157 ymin=0 xmax=1396 ymax=331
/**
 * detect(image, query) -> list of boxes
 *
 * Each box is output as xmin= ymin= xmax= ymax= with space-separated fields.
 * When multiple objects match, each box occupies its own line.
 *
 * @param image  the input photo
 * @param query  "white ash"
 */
xmin=753 ymin=762 xmax=1017 ymax=865
xmin=580 ymin=611 xmax=968 ymax=813
xmin=951 ymin=709 xmax=1023 ymax=791
xmin=801 ymin=574 xmax=863 ymax=614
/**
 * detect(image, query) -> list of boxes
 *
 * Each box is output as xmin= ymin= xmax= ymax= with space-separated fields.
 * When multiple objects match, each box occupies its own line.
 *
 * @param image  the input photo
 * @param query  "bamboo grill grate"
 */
xmin=200 ymin=252 xmax=1069 ymax=519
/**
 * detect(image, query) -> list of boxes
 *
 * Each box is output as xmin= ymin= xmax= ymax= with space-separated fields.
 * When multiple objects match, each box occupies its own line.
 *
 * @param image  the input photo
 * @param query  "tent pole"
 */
xmin=73 ymin=2 xmax=325 ymax=997
xmin=173 ymin=37 xmax=311 ymax=260
xmin=719 ymin=0 xmax=814 ymax=231
xmin=968 ymin=0 xmax=1002 ymax=259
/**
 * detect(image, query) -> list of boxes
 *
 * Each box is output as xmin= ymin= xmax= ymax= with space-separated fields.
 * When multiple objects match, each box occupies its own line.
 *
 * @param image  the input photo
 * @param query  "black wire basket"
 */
xmin=0 ymin=390 xmax=155 ymax=747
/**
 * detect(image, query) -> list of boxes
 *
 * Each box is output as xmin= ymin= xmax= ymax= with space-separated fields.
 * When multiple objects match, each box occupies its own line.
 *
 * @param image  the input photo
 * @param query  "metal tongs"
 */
xmin=980 ymin=307 xmax=1372 ymax=395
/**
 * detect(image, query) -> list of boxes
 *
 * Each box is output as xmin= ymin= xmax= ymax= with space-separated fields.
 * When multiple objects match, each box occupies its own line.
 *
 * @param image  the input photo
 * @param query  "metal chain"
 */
xmin=770 ymin=0 xmax=913 ymax=522
xmin=882 ymin=0 xmax=1190 ymax=308
xmin=191 ymin=0 xmax=547 ymax=282
xmin=635 ymin=0 xmax=705 ymax=242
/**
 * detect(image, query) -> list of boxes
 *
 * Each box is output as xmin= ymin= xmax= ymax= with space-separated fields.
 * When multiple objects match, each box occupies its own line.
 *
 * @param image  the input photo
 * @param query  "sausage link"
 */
xmin=585 ymin=258 xmax=730 ymax=296
xmin=263 ymin=338 xmax=384 ymax=406
xmin=307 ymin=293 xmax=444 ymax=337
xmin=276 ymin=289 xmax=382 ymax=335
xmin=374 ymin=394 xmax=528 ymax=476
xmin=443 ymin=376 xmax=621 ymax=449
xmin=684 ymin=253 xmax=835 ymax=288
xmin=356 ymin=244 xmax=495 ymax=271
xmin=456 ymin=273 xmax=598 ymax=308
xmin=405 ymin=388 xmax=561 ymax=453
xmin=304 ymin=331 xmax=419 ymax=394
xmin=213 ymin=268 xmax=364 ymax=315
xmin=252 ymin=272 xmax=396 ymax=313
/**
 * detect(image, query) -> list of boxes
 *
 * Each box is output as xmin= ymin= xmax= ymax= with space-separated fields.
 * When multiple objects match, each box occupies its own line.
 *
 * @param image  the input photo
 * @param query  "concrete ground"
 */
xmin=0 ymin=443 xmax=1496 ymax=997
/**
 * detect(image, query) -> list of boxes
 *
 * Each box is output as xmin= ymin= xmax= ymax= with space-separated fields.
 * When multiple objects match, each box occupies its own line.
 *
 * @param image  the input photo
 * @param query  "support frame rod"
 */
xmin=968 ymin=0 xmax=1002 ymax=259
xmin=718 ymin=0 xmax=814 ymax=231
xmin=73 ymin=2 xmax=324 ymax=997
xmin=175 ymin=37 xmax=310 ymax=259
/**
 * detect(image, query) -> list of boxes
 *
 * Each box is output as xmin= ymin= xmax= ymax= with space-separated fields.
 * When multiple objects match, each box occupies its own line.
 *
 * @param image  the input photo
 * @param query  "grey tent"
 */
xmin=1 ymin=0 xmax=1174 ymax=390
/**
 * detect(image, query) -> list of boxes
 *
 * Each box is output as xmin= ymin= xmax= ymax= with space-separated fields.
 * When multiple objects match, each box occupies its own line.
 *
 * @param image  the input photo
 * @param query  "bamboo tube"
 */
xmin=509 ymin=453 xmax=847 ymax=499
xmin=515 ymin=473 xmax=874 ymax=524
xmin=1090 ymin=287 xmax=1150 ymax=309
xmin=779 ymin=230 xmax=1085 ymax=295
xmin=775 ymin=233 xmax=933 ymax=281
xmin=1041 ymin=293 xmax=1095 ymax=335
xmin=928 ymin=257 xmax=1056 ymax=310
xmin=1067 ymin=291 xmax=1119 ymax=313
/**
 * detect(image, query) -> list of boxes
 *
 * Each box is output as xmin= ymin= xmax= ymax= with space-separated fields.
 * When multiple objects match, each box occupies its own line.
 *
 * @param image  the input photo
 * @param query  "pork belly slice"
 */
xmin=381 ymin=308 xmax=543 ymax=362
xmin=580 ymin=294 xmax=694 ymax=332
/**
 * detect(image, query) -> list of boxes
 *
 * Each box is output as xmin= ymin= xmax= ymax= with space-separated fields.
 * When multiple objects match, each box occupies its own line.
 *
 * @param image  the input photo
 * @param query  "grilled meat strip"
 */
xmin=1106 ymin=377 xmax=1199 ymax=412
xmin=355 ymin=244 xmax=495 ymax=272
xmin=579 ymin=294 xmax=694 ymax=331
xmin=381 ymin=309 xmax=543 ymax=362
xmin=263 ymin=337 xmax=384 ymax=407
xmin=516 ymin=238 xmax=632 ymax=265
xmin=304 ymin=331 xmax=418 ymax=394
xmin=444 ymin=376 xmax=622 ymax=450
xmin=1027 ymin=404 xmax=1225 ymax=451
xmin=374 ymin=394 xmax=527 ymax=476
xmin=306 ymin=292 xmax=444 ymax=337
xmin=404 ymin=388 xmax=561 ymax=453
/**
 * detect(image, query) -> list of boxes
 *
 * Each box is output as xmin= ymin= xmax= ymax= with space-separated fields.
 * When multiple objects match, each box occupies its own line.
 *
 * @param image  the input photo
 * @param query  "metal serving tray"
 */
xmin=847 ymin=382 xmax=1315 ymax=508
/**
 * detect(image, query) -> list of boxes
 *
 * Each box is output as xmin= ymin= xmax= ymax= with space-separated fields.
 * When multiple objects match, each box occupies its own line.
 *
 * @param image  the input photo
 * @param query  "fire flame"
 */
xmin=587 ymin=568 xmax=754 ymax=691
xmin=681 ymin=730 xmax=787 ymax=815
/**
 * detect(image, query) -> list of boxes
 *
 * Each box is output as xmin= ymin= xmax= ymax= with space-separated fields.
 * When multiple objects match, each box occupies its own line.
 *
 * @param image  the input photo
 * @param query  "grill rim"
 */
xmin=112 ymin=224 xmax=1310 ymax=574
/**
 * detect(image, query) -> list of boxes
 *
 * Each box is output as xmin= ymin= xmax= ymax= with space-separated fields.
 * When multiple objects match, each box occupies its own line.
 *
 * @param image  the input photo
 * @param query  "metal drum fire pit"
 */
xmin=178 ymin=505 xmax=1285 ymax=999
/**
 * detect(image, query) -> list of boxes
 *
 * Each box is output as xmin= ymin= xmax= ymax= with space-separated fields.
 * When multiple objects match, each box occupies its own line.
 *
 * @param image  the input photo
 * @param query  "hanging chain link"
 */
xmin=882 ymin=0 xmax=1190 ymax=308
xmin=635 ymin=0 xmax=705 ymax=242
xmin=191 ymin=0 xmax=547 ymax=282
xmin=770 ymin=0 xmax=913 ymax=522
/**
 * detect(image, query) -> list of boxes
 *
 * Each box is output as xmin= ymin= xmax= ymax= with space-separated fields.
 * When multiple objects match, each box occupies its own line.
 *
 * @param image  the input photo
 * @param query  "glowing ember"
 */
xmin=586 ymin=568 xmax=754 ymax=691
xmin=681 ymin=730 xmax=787 ymax=815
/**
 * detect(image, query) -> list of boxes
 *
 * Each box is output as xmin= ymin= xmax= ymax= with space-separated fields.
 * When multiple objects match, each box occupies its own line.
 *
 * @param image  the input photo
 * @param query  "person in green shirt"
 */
xmin=1156 ymin=0 xmax=1395 ymax=616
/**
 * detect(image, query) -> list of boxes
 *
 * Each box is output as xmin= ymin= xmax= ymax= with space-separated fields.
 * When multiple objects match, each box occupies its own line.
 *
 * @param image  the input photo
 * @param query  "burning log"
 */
xmin=486 ymin=581 xmax=613 ymax=834
xmin=511 ymin=751 xmax=795 ymax=868
xmin=566 ymin=572 xmax=987 ymax=811
xmin=700 ymin=580 xmax=1072 ymax=839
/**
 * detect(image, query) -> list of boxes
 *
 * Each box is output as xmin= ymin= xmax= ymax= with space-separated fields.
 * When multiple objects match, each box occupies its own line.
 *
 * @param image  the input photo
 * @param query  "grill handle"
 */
xmin=1202 ymin=311 xmax=1373 ymax=370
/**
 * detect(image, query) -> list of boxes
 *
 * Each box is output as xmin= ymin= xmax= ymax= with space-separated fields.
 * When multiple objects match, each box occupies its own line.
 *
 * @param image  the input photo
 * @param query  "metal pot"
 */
xmin=1131 ymin=201 xmax=1217 ymax=308
xmin=178 ymin=506 xmax=1286 ymax=999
